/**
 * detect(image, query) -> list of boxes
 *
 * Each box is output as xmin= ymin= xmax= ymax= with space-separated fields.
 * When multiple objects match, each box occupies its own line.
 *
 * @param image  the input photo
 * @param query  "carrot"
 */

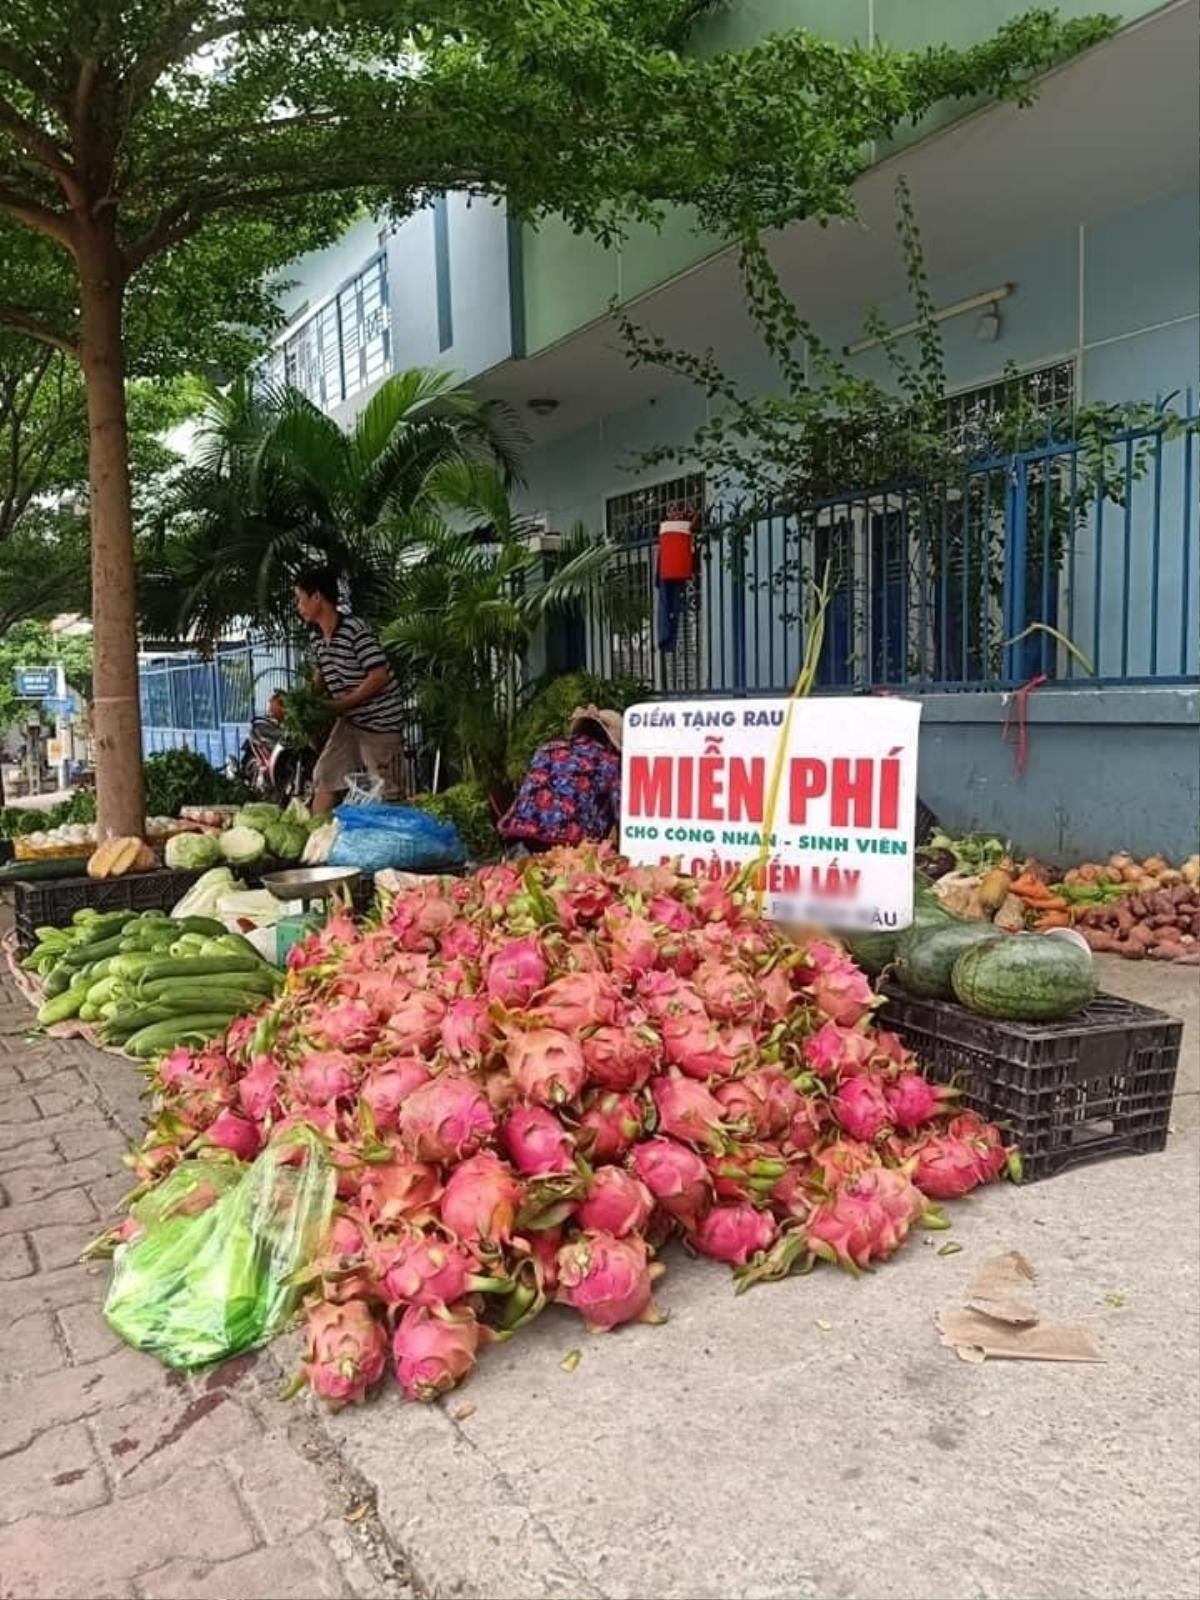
xmin=1032 ymin=910 xmax=1070 ymax=930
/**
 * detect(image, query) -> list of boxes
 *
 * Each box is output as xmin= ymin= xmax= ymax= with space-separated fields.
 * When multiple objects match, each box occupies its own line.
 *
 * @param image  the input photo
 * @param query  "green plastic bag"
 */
xmin=104 ymin=1128 xmax=335 ymax=1369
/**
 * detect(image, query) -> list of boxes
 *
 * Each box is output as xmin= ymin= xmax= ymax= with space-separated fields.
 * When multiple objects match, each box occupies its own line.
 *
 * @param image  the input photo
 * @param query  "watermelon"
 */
xmin=950 ymin=933 xmax=1096 ymax=1021
xmin=846 ymin=874 xmax=954 ymax=976
xmin=894 ymin=921 xmax=1001 ymax=1000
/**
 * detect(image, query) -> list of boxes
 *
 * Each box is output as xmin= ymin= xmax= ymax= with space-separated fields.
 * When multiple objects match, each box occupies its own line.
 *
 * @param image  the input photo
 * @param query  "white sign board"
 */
xmin=620 ymin=697 xmax=922 ymax=932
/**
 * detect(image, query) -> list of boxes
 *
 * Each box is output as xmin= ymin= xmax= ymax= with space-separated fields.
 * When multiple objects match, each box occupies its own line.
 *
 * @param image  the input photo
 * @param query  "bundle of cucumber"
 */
xmin=24 ymin=910 xmax=282 ymax=1056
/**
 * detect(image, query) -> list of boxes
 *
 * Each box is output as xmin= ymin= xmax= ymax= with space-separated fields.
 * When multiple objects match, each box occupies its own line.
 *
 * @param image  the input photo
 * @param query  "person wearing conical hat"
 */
xmin=499 ymin=703 xmax=623 ymax=851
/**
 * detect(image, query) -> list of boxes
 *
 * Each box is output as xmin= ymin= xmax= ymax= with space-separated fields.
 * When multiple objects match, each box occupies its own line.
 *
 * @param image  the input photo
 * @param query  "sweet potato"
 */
xmin=1125 ymin=923 xmax=1156 ymax=950
xmin=1148 ymin=942 xmax=1184 ymax=960
xmin=1172 ymin=952 xmax=1200 ymax=965
xmin=1171 ymin=883 xmax=1194 ymax=905
xmin=1113 ymin=905 xmax=1136 ymax=936
xmin=1080 ymin=929 xmax=1124 ymax=953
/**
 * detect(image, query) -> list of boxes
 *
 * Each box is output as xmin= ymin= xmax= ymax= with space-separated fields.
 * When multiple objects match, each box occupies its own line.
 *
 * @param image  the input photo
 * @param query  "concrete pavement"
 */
xmin=0 ymin=951 xmax=1196 ymax=1600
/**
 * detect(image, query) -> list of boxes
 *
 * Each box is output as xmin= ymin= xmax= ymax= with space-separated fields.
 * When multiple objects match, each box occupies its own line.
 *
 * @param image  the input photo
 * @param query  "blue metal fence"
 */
xmin=138 ymin=638 xmax=298 ymax=768
xmin=582 ymin=407 xmax=1199 ymax=696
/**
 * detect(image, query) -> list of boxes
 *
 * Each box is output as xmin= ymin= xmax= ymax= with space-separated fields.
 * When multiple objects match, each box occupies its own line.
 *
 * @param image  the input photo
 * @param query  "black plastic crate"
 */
xmin=11 ymin=868 xmax=207 ymax=951
xmin=879 ymin=988 xmax=1183 ymax=1182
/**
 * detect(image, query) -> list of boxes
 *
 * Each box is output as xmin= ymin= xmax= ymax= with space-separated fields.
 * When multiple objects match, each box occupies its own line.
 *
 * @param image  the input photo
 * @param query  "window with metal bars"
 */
xmin=945 ymin=359 xmax=1076 ymax=455
xmin=260 ymin=255 xmax=391 ymax=412
xmin=602 ymin=474 xmax=705 ymax=690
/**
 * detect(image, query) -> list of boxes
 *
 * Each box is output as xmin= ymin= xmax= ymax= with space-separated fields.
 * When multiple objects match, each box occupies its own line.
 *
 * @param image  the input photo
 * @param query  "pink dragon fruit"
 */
xmin=691 ymin=1202 xmax=777 ymax=1266
xmin=374 ymin=1231 xmax=479 ymax=1308
xmin=714 ymin=1068 xmax=799 ymax=1139
xmin=392 ymin=1303 xmax=481 ymax=1401
xmin=528 ymin=970 xmax=621 ymax=1032
xmin=631 ymin=1137 xmax=712 ymax=1230
xmin=440 ymin=996 xmax=492 ymax=1062
xmin=705 ymin=1140 xmax=787 ymax=1204
xmin=661 ymin=1014 xmax=753 ymax=1080
xmin=577 ymin=1166 xmax=654 ymax=1238
xmin=301 ymin=1300 xmax=388 ymax=1406
xmin=783 ymin=1094 xmax=831 ymax=1155
xmin=884 ymin=1072 xmax=956 ymax=1133
xmin=309 ymin=998 xmax=378 ymax=1052
xmin=692 ymin=959 xmax=759 ymax=1024
xmin=945 ymin=1111 xmax=1011 ymax=1182
xmin=758 ymin=964 xmax=796 ymax=1022
xmin=224 ymin=1016 xmax=257 ymax=1062
xmin=648 ymin=895 xmax=695 ymax=933
xmin=237 ymin=1055 xmax=281 ymax=1122
xmin=360 ymin=1059 xmax=432 ymax=1133
xmin=581 ymin=1018 xmax=661 ymax=1093
xmin=809 ymin=1138 xmax=880 ymax=1190
xmin=439 ymin=919 xmax=484 ymax=962
xmin=831 ymin=1074 xmax=894 ymax=1144
xmin=485 ymin=935 xmax=548 ymax=1008
xmin=296 ymin=1050 xmax=360 ymax=1104
xmin=522 ymin=1225 xmax=564 ymax=1292
xmin=770 ymin=1163 xmax=814 ymax=1220
xmin=904 ymin=1133 xmax=982 ymax=1199
xmin=555 ymin=1232 xmax=661 ymax=1331
xmin=636 ymin=969 xmax=706 ymax=1022
xmin=500 ymin=1105 xmax=576 ymax=1176
xmin=203 ymin=1108 xmax=262 ymax=1161
xmin=652 ymin=1075 xmax=727 ymax=1148
xmin=558 ymin=872 xmax=613 ymax=925
xmin=803 ymin=1021 xmax=877 ymax=1081
xmin=872 ymin=1027 xmax=917 ymax=1070
xmin=397 ymin=1074 xmax=495 ymax=1162
xmin=505 ymin=1028 xmax=586 ymax=1106
xmin=381 ymin=991 xmax=447 ymax=1055
xmin=805 ymin=1166 xmax=924 ymax=1271
xmin=807 ymin=953 xmax=877 ymax=1027
xmin=358 ymin=1157 xmax=442 ymax=1226
xmin=575 ymin=1090 xmax=643 ymax=1160
xmin=692 ymin=877 xmax=743 ymax=924
xmin=605 ymin=908 xmax=660 ymax=979
xmin=439 ymin=1152 xmax=523 ymax=1245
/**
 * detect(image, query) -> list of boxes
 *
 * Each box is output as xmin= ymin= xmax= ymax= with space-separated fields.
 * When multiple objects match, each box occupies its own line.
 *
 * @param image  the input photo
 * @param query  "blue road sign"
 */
xmin=14 ymin=667 xmax=56 ymax=697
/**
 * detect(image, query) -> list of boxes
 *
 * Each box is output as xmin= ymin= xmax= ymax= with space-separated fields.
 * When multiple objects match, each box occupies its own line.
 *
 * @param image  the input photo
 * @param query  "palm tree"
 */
xmin=139 ymin=367 xmax=526 ymax=642
xmin=379 ymin=461 xmax=615 ymax=796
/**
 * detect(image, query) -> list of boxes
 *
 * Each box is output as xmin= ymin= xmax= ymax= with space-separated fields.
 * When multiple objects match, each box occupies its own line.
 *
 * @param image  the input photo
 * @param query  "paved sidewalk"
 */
xmin=0 ymin=969 xmax=413 ymax=1600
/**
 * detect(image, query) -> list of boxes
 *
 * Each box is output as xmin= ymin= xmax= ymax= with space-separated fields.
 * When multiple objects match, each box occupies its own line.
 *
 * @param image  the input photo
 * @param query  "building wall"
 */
xmin=514 ymin=182 xmax=1200 ymax=534
xmin=519 ymin=0 xmax=1171 ymax=354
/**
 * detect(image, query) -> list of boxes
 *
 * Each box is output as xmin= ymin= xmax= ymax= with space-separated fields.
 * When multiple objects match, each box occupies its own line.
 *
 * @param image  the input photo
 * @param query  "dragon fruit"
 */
xmin=381 ymin=990 xmax=447 ymax=1055
xmin=577 ymin=1166 xmax=654 ymax=1237
xmin=360 ymin=1059 xmax=432 ymax=1133
xmin=806 ymin=953 xmax=877 ymax=1027
xmin=581 ymin=1019 xmax=661 ymax=1093
xmin=691 ymin=1202 xmax=777 ymax=1266
xmin=486 ymin=936 xmax=548 ymax=1008
xmin=907 ymin=1113 xmax=1010 ymax=1197
xmin=374 ymin=1231 xmax=480 ymax=1308
xmin=809 ymin=1138 xmax=880 ymax=1190
xmin=309 ymin=998 xmax=378 ymax=1051
xmin=706 ymin=1141 xmax=787 ymax=1204
xmin=884 ymin=1072 xmax=955 ymax=1133
xmin=555 ymin=1231 xmax=662 ymax=1331
xmin=440 ymin=996 xmax=492 ymax=1062
xmin=649 ymin=895 xmax=695 ymax=933
xmin=631 ymin=1138 xmax=711 ymax=1230
xmin=397 ymin=1074 xmax=495 ymax=1162
xmin=391 ymin=1303 xmax=481 ymax=1401
xmin=651 ymin=1075 xmax=727 ymax=1148
xmin=636 ymin=970 xmax=706 ymax=1022
xmin=237 ymin=1055 xmax=281 ymax=1122
xmin=692 ymin=959 xmax=760 ymax=1024
xmin=783 ymin=1094 xmax=831 ymax=1155
xmin=358 ymin=1158 xmax=442 ymax=1226
xmin=505 ymin=1028 xmax=586 ymax=1106
xmin=714 ymin=1068 xmax=799 ymax=1139
xmin=831 ymin=1074 xmax=894 ymax=1144
xmin=805 ymin=1166 xmax=924 ymax=1271
xmin=500 ymin=1105 xmax=576 ymax=1176
xmin=529 ymin=970 xmax=621 ymax=1032
xmin=804 ymin=1021 xmax=877 ymax=1080
xmin=295 ymin=1050 xmax=360 ymax=1104
xmin=558 ymin=872 xmax=613 ymax=925
xmin=440 ymin=919 xmax=484 ymax=962
xmin=605 ymin=908 xmax=659 ymax=978
xmin=692 ymin=878 xmax=743 ymax=924
xmin=662 ymin=1014 xmax=753 ymax=1080
xmin=439 ymin=1152 xmax=523 ymax=1245
xmin=575 ymin=1090 xmax=643 ymax=1160
xmin=946 ymin=1111 xmax=1012 ymax=1182
xmin=203 ymin=1108 xmax=262 ymax=1161
xmin=301 ymin=1300 xmax=387 ymax=1406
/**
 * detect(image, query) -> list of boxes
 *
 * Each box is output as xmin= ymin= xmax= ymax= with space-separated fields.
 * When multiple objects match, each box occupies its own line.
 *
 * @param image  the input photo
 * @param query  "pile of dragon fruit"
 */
xmin=124 ymin=845 xmax=1016 ymax=1406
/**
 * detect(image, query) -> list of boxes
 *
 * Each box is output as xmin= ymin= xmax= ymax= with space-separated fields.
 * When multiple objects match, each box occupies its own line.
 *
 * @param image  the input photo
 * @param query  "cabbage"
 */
xmin=164 ymin=832 xmax=222 ymax=871
xmin=263 ymin=821 xmax=306 ymax=861
xmin=232 ymin=803 xmax=281 ymax=831
xmin=282 ymin=797 xmax=310 ymax=827
xmin=219 ymin=825 xmax=266 ymax=864
xmin=171 ymin=866 xmax=236 ymax=919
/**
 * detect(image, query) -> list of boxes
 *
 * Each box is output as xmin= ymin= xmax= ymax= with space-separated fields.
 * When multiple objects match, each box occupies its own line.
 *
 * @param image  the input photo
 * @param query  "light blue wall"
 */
xmin=515 ymin=184 xmax=1199 ymax=535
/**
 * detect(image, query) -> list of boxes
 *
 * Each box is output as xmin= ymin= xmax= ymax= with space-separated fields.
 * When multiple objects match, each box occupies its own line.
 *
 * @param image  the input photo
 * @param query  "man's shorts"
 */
xmin=312 ymin=718 xmax=404 ymax=800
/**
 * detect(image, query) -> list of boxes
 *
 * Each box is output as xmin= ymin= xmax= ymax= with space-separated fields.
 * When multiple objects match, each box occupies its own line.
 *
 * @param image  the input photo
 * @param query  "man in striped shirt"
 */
xmin=294 ymin=566 xmax=408 ymax=812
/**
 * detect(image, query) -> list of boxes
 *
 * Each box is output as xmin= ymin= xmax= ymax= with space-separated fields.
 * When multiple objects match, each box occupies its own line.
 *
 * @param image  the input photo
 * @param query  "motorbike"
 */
xmin=228 ymin=715 xmax=315 ymax=805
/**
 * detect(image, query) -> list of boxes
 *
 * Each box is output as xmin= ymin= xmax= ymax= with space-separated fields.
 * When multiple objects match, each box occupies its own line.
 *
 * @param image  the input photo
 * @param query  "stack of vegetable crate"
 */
xmin=25 ymin=910 xmax=281 ymax=1055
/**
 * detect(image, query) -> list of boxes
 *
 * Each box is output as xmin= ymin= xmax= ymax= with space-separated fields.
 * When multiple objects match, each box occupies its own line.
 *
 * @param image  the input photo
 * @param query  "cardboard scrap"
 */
xmin=936 ymin=1250 xmax=1104 ymax=1365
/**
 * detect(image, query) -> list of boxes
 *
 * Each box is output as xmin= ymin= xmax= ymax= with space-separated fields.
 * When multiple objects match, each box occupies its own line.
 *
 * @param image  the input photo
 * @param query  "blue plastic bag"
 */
xmin=328 ymin=804 xmax=465 ymax=873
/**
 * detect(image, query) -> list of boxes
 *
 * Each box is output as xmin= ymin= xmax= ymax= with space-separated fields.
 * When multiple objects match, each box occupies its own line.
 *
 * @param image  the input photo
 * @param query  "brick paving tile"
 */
xmin=0 ymin=991 xmax=407 ymax=1600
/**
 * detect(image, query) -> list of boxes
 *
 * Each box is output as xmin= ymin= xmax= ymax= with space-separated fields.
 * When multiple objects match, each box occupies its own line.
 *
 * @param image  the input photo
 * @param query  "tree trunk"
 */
xmin=77 ymin=230 xmax=144 ymax=838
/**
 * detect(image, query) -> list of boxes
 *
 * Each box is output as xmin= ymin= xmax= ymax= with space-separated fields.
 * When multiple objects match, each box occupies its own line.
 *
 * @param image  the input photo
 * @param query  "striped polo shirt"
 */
xmin=310 ymin=613 xmax=407 ymax=733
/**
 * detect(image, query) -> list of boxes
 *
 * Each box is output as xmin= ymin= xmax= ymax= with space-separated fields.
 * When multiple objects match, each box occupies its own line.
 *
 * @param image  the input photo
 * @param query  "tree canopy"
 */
xmin=0 ymin=0 xmax=1113 ymax=832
